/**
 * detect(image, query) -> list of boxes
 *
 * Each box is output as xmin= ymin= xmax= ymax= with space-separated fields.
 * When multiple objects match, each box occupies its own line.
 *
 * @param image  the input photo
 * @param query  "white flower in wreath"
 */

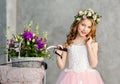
xmin=87 ymin=12 xmax=92 ymax=16
xmin=76 ymin=18 xmax=81 ymax=21
xmin=97 ymin=18 xmax=100 ymax=22
xmin=83 ymin=15 xmax=87 ymax=19
xmin=88 ymin=8 xmax=94 ymax=14
xmin=93 ymin=15 xmax=97 ymax=20
xmin=79 ymin=11 xmax=83 ymax=15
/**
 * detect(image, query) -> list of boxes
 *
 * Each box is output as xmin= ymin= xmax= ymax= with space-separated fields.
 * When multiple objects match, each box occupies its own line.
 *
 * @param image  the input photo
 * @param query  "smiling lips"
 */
xmin=81 ymin=31 xmax=86 ymax=35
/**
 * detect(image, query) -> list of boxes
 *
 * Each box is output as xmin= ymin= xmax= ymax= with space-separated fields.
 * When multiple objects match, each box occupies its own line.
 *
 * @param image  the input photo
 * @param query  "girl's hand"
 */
xmin=55 ymin=45 xmax=63 ymax=57
xmin=86 ymin=36 xmax=93 ymax=48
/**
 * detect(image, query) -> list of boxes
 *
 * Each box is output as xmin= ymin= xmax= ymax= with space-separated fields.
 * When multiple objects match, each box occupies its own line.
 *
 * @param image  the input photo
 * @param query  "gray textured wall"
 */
xmin=7 ymin=0 xmax=17 ymax=37
xmin=0 ymin=0 xmax=7 ymax=64
xmin=16 ymin=0 xmax=120 ymax=84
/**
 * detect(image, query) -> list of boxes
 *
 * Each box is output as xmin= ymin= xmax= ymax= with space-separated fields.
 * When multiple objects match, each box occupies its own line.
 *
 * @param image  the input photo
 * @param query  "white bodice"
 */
xmin=67 ymin=44 xmax=92 ymax=71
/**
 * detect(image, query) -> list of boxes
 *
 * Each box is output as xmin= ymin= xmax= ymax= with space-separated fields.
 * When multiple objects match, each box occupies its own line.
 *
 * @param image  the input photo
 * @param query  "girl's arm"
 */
xmin=55 ymin=45 xmax=68 ymax=70
xmin=86 ymin=37 xmax=98 ymax=68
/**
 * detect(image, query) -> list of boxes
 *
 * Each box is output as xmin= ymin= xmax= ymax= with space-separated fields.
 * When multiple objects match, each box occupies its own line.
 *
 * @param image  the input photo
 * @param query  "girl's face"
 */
xmin=77 ymin=18 xmax=92 ymax=37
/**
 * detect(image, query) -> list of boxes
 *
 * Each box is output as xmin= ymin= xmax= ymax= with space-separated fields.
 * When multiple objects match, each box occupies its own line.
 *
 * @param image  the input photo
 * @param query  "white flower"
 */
xmin=33 ymin=33 xmax=35 ymax=37
xmin=79 ymin=11 xmax=83 ymax=15
xmin=87 ymin=12 xmax=92 ymax=16
xmin=97 ymin=18 xmax=100 ymax=22
xmin=76 ymin=18 xmax=81 ymax=21
xmin=84 ymin=11 xmax=87 ymax=15
xmin=93 ymin=15 xmax=97 ymax=20
xmin=83 ymin=15 xmax=87 ymax=19
xmin=88 ymin=8 xmax=94 ymax=14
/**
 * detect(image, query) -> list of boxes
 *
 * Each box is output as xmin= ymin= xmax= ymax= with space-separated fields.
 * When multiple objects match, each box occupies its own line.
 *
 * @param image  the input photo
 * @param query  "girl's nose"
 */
xmin=83 ymin=27 xmax=87 ymax=31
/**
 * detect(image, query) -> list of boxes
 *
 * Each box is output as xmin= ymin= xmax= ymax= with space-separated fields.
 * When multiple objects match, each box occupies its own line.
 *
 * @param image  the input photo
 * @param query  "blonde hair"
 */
xmin=63 ymin=18 xmax=96 ymax=47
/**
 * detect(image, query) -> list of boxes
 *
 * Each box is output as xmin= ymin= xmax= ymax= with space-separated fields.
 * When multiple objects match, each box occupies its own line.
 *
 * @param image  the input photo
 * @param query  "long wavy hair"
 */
xmin=63 ymin=18 xmax=96 ymax=47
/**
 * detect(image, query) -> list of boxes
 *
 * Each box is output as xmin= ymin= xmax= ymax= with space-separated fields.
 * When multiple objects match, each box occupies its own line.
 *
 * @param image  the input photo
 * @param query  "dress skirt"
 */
xmin=56 ymin=68 xmax=104 ymax=84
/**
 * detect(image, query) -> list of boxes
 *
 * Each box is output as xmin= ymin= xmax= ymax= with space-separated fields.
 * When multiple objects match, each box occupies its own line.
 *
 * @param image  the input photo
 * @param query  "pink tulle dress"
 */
xmin=56 ymin=40 xmax=104 ymax=84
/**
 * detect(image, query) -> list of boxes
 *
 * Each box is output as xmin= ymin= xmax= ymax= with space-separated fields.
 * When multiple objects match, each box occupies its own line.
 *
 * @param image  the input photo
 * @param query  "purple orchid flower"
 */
xmin=22 ymin=30 xmax=33 ymax=40
xmin=9 ymin=38 xmax=15 ymax=48
xmin=34 ymin=38 xmax=45 ymax=49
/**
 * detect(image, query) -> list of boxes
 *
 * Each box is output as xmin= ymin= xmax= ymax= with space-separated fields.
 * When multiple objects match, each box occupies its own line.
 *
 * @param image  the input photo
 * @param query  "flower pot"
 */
xmin=11 ymin=57 xmax=44 ymax=68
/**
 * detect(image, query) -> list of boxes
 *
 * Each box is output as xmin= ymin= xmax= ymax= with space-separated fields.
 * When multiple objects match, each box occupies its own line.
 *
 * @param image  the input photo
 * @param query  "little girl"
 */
xmin=55 ymin=9 xmax=104 ymax=84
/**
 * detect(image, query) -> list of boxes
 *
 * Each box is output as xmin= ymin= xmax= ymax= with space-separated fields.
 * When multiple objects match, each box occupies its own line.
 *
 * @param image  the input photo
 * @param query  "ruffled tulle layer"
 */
xmin=56 ymin=69 xmax=104 ymax=84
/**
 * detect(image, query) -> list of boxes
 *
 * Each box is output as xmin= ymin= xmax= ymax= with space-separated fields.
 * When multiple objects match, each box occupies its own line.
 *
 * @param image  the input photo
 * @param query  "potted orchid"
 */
xmin=7 ymin=21 xmax=50 ymax=65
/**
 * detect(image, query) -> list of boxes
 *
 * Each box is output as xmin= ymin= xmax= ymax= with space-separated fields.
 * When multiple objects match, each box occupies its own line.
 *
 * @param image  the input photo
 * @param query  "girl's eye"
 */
xmin=81 ymin=23 xmax=85 ymax=26
xmin=88 ymin=26 xmax=91 ymax=29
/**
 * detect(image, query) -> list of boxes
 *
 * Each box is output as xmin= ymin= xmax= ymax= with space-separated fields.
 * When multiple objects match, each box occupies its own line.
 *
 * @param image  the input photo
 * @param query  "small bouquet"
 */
xmin=7 ymin=21 xmax=50 ymax=59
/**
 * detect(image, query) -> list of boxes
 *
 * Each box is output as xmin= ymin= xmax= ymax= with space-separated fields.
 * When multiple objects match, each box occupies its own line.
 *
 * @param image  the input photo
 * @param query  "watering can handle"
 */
xmin=47 ymin=45 xmax=68 ymax=52
xmin=46 ymin=45 xmax=68 ymax=58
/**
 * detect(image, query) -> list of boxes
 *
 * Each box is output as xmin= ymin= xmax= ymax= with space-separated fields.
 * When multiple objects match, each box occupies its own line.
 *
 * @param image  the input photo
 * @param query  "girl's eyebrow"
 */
xmin=82 ymin=22 xmax=86 ymax=25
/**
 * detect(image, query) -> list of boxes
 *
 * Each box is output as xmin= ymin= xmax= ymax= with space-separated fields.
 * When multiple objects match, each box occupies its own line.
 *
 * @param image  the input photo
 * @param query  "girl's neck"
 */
xmin=75 ymin=34 xmax=86 ymax=41
xmin=73 ymin=36 xmax=86 ymax=45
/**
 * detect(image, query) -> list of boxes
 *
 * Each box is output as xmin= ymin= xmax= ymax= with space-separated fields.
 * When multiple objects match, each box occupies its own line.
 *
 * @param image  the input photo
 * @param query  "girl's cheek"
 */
xmin=79 ymin=26 xmax=83 ymax=30
xmin=87 ymin=30 xmax=91 ymax=34
xmin=85 ymin=29 xmax=89 ymax=34
xmin=87 ymin=28 xmax=91 ymax=32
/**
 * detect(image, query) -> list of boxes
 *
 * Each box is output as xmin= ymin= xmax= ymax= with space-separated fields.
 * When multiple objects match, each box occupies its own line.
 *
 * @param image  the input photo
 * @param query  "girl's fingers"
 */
xmin=57 ymin=45 xmax=63 ymax=49
xmin=54 ymin=48 xmax=63 ymax=58
xmin=87 ymin=36 xmax=92 ymax=41
xmin=86 ymin=36 xmax=93 ymax=45
xmin=87 ymin=36 xmax=92 ymax=40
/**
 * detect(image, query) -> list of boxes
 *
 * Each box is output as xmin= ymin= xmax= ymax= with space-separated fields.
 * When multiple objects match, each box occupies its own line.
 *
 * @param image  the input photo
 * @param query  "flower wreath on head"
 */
xmin=74 ymin=8 xmax=102 ymax=25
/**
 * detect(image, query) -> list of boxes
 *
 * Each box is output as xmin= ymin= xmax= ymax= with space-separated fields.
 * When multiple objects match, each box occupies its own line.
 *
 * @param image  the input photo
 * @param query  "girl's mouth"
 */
xmin=81 ymin=31 xmax=86 ymax=35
